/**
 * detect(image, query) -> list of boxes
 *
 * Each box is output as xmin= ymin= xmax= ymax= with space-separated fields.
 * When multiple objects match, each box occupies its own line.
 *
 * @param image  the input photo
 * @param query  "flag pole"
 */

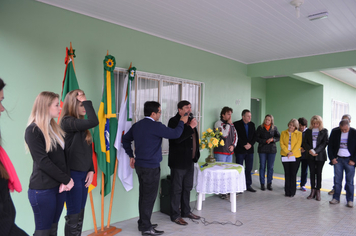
xmin=107 ymin=158 xmax=118 ymax=228
xmin=101 ymin=172 xmax=104 ymax=231
xmin=89 ymin=192 xmax=98 ymax=233
xmin=89 ymin=174 xmax=119 ymax=236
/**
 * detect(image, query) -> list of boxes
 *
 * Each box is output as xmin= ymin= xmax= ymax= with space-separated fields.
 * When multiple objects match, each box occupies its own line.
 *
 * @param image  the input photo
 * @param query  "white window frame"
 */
xmin=114 ymin=67 xmax=204 ymax=155
xmin=331 ymin=99 xmax=349 ymax=128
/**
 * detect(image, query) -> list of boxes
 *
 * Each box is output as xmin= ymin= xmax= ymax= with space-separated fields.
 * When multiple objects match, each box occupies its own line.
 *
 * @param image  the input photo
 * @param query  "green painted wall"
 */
xmin=294 ymin=72 xmax=356 ymax=180
xmin=265 ymin=77 xmax=323 ymax=174
xmin=0 ymin=0 xmax=250 ymax=234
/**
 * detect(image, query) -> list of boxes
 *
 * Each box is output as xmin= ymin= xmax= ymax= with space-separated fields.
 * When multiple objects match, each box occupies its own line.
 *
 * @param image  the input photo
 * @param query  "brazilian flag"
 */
xmin=93 ymin=55 xmax=118 ymax=196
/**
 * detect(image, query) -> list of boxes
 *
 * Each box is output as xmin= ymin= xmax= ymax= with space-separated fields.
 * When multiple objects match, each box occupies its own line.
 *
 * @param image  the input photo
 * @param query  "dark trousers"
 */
xmin=282 ymin=157 xmax=300 ymax=196
xmin=170 ymin=164 xmax=194 ymax=221
xmin=28 ymin=186 xmax=66 ymax=230
xmin=308 ymin=159 xmax=325 ymax=190
xmin=296 ymin=159 xmax=309 ymax=187
xmin=66 ymin=170 xmax=88 ymax=215
xmin=236 ymin=153 xmax=254 ymax=187
xmin=136 ymin=166 xmax=160 ymax=231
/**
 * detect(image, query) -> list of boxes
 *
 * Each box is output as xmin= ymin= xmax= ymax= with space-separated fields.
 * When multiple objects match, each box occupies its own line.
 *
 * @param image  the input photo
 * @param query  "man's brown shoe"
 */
xmin=183 ymin=212 xmax=201 ymax=220
xmin=173 ymin=217 xmax=188 ymax=226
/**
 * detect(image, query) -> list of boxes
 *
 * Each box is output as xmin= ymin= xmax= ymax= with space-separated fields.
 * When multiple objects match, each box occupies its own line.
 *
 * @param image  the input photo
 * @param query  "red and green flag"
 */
xmin=93 ymin=55 xmax=118 ymax=196
xmin=60 ymin=46 xmax=98 ymax=193
xmin=60 ymin=47 xmax=79 ymax=115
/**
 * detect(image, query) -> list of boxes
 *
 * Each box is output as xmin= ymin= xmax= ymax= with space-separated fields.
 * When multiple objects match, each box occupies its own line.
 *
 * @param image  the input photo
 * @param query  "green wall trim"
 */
xmin=247 ymin=50 xmax=356 ymax=78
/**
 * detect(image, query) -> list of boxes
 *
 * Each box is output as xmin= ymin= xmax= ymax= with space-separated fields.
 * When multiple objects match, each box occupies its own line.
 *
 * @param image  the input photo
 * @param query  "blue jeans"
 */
xmin=215 ymin=153 xmax=233 ymax=163
xmin=236 ymin=153 xmax=254 ymax=187
xmin=28 ymin=187 xmax=66 ymax=230
xmin=259 ymin=153 xmax=276 ymax=185
xmin=333 ymin=157 xmax=355 ymax=202
xmin=66 ymin=170 xmax=88 ymax=215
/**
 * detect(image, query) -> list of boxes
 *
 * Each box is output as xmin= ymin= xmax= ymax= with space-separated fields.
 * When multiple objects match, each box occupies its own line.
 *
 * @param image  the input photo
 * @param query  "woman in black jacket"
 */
xmin=59 ymin=89 xmax=98 ymax=235
xmin=256 ymin=114 xmax=280 ymax=191
xmin=0 ymin=78 xmax=28 ymax=235
xmin=25 ymin=91 xmax=74 ymax=235
xmin=303 ymin=115 xmax=328 ymax=201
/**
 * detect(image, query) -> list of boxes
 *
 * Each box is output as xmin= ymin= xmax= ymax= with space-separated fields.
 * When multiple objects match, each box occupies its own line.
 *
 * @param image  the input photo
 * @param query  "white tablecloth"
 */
xmin=194 ymin=162 xmax=246 ymax=212
xmin=194 ymin=163 xmax=246 ymax=194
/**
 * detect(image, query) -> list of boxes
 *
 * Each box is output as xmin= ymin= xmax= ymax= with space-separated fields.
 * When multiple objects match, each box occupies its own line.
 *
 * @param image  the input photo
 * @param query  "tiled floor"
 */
xmin=83 ymin=174 xmax=356 ymax=236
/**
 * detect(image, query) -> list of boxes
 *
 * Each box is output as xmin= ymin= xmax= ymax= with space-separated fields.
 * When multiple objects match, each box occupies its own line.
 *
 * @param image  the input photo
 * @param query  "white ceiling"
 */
xmin=36 ymin=0 xmax=356 ymax=84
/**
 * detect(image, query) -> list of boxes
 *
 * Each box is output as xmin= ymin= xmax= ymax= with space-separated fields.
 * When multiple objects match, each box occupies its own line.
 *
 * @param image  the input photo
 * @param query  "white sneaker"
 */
xmin=329 ymin=199 xmax=340 ymax=204
xmin=347 ymin=201 xmax=353 ymax=208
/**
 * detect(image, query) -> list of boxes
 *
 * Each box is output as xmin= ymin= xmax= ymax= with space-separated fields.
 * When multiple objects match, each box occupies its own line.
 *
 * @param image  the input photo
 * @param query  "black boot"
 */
xmin=49 ymin=223 xmax=58 ymax=236
xmin=34 ymin=229 xmax=51 ymax=236
xmin=261 ymin=184 xmax=265 ymax=191
xmin=316 ymin=189 xmax=321 ymax=201
xmin=307 ymin=189 xmax=316 ymax=199
xmin=77 ymin=209 xmax=85 ymax=234
xmin=267 ymin=183 xmax=273 ymax=191
xmin=65 ymin=213 xmax=81 ymax=236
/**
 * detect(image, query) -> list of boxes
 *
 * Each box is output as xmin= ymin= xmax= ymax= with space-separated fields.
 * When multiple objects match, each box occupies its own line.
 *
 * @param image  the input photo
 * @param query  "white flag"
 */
xmin=114 ymin=75 xmax=133 ymax=191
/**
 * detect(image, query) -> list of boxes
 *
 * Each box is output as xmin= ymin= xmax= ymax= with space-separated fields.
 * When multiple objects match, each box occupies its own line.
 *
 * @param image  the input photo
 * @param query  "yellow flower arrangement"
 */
xmin=199 ymin=127 xmax=225 ymax=157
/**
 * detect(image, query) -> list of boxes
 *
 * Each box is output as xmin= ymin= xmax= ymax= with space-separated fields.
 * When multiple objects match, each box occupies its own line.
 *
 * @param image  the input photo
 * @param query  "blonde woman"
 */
xmin=280 ymin=119 xmax=302 ymax=197
xmin=303 ymin=115 xmax=328 ymax=201
xmin=59 ymin=89 xmax=98 ymax=235
xmin=25 ymin=91 xmax=73 ymax=235
xmin=256 ymin=114 xmax=280 ymax=191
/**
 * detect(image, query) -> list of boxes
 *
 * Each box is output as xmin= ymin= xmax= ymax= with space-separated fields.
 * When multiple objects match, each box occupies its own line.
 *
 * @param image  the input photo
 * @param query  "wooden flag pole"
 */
xmin=101 ymin=172 xmax=104 ymax=231
xmin=89 ymin=192 xmax=98 ymax=234
xmin=103 ymin=158 xmax=122 ymax=235
xmin=88 ymin=172 xmax=119 ymax=236
xmin=107 ymin=158 xmax=118 ymax=228
xmin=88 ymin=171 xmax=122 ymax=236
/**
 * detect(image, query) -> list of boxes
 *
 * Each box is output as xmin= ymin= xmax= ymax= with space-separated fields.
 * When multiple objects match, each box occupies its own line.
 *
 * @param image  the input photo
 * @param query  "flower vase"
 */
xmin=205 ymin=149 xmax=216 ymax=163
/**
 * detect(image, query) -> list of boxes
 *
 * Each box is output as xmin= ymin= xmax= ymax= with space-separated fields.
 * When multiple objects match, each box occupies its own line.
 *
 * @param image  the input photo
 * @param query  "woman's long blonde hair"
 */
xmin=309 ymin=115 xmax=324 ymax=131
xmin=27 ymin=91 xmax=65 ymax=152
xmin=59 ymin=89 xmax=92 ymax=144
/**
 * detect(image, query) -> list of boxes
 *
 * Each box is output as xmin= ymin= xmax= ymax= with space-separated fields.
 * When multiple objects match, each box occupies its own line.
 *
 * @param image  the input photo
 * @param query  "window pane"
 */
xmin=182 ymin=83 xmax=201 ymax=122
xmin=161 ymin=81 xmax=181 ymax=153
xmin=135 ymin=77 xmax=159 ymax=121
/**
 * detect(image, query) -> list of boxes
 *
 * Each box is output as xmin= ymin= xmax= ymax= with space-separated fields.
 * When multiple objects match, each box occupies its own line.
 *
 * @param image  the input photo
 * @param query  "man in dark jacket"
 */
xmin=168 ymin=100 xmax=200 ymax=226
xmin=234 ymin=109 xmax=256 ymax=192
xmin=328 ymin=119 xmax=356 ymax=208
xmin=123 ymin=101 xmax=188 ymax=235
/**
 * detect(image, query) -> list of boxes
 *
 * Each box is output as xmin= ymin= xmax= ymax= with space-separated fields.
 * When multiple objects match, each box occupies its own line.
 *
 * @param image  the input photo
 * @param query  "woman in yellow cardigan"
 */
xmin=280 ymin=119 xmax=302 ymax=197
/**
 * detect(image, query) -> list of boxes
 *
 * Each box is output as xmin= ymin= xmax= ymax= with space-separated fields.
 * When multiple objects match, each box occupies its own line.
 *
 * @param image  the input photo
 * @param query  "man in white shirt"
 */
xmin=328 ymin=119 xmax=356 ymax=208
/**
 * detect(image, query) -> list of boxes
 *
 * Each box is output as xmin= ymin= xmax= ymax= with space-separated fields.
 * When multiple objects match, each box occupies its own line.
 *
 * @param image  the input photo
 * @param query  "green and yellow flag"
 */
xmin=93 ymin=55 xmax=118 ymax=196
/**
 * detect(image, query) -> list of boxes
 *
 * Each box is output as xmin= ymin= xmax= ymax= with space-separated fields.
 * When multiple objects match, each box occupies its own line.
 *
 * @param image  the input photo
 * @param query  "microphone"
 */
xmin=188 ymin=113 xmax=194 ymax=122
xmin=200 ymin=163 xmax=208 ymax=168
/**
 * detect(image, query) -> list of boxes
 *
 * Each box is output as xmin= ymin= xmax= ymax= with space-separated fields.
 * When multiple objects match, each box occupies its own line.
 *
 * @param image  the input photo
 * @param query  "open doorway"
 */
xmin=251 ymin=98 xmax=261 ymax=173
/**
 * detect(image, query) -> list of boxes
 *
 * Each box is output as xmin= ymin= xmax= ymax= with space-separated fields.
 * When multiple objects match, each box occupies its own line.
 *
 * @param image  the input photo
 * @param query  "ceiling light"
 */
xmin=308 ymin=11 xmax=328 ymax=21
